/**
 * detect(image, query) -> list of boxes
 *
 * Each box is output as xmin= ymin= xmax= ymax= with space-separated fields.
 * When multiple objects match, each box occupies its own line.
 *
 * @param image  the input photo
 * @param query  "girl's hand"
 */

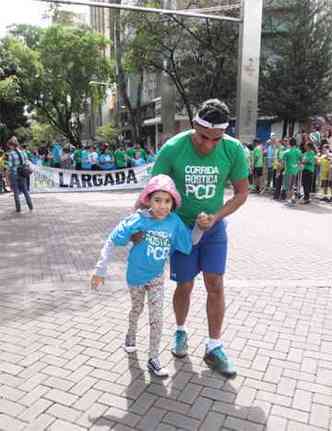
xmin=90 ymin=274 xmax=105 ymax=290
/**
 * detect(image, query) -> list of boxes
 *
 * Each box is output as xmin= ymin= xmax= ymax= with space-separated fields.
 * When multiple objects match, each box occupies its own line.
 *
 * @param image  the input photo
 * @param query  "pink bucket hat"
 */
xmin=139 ymin=174 xmax=182 ymax=208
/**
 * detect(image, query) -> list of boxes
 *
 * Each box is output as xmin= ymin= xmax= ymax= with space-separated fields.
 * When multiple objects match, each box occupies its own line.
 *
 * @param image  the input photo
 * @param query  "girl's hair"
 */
xmin=147 ymin=190 xmax=176 ymax=211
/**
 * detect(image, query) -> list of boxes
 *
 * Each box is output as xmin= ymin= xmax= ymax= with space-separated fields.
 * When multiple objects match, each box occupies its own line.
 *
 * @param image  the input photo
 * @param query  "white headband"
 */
xmin=194 ymin=114 xmax=229 ymax=130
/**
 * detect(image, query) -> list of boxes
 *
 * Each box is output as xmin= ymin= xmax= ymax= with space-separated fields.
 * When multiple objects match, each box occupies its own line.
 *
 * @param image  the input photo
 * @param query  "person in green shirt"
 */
xmin=72 ymin=145 xmax=82 ymax=170
xmin=134 ymin=142 xmax=147 ymax=161
xmin=273 ymin=140 xmax=286 ymax=200
xmin=114 ymin=145 xmax=128 ymax=169
xmin=301 ymin=141 xmax=316 ymax=204
xmin=126 ymin=145 xmax=136 ymax=167
xmin=0 ymin=150 xmax=9 ymax=193
xmin=252 ymin=138 xmax=264 ymax=193
xmin=282 ymin=137 xmax=302 ymax=204
xmin=150 ymin=99 xmax=248 ymax=378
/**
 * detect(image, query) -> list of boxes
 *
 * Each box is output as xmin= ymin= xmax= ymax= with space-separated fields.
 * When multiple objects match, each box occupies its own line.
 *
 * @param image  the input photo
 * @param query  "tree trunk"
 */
xmin=136 ymin=68 xmax=144 ymax=142
xmin=282 ymin=119 xmax=288 ymax=138
xmin=288 ymin=120 xmax=295 ymax=137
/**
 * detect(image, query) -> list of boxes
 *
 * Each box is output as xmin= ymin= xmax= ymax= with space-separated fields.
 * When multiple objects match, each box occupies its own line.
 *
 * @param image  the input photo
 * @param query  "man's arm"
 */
xmin=215 ymin=178 xmax=249 ymax=221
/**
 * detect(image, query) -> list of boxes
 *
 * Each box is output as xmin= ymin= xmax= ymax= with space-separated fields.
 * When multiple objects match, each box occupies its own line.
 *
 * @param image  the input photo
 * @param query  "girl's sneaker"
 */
xmin=123 ymin=335 xmax=137 ymax=353
xmin=147 ymin=358 xmax=169 ymax=377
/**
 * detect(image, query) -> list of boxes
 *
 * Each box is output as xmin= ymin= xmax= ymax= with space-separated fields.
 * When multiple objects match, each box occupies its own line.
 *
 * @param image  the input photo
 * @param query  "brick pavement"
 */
xmin=0 ymin=190 xmax=331 ymax=431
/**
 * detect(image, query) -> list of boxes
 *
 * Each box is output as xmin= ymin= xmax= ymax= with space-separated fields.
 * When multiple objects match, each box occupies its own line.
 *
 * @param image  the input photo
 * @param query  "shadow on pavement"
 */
xmin=89 ymin=351 xmax=267 ymax=430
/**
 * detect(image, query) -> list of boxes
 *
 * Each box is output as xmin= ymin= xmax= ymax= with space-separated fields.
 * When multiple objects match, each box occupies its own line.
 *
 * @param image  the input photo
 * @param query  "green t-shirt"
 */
xmin=282 ymin=147 xmax=302 ymax=175
xmin=127 ymin=147 xmax=136 ymax=159
xmin=114 ymin=149 xmax=127 ymax=168
xmin=151 ymin=130 xmax=248 ymax=226
xmin=253 ymin=146 xmax=263 ymax=168
xmin=73 ymin=149 xmax=82 ymax=163
xmin=302 ymin=150 xmax=316 ymax=173
xmin=277 ymin=145 xmax=286 ymax=160
xmin=139 ymin=148 xmax=147 ymax=161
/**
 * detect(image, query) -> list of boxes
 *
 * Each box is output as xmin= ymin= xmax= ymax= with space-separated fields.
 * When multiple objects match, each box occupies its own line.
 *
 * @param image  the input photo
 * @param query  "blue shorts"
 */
xmin=170 ymin=220 xmax=228 ymax=283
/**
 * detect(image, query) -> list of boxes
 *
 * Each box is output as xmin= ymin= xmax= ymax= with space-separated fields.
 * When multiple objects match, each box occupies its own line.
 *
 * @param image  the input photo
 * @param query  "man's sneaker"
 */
xmin=203 ymin=345 xmax=237 ymax=379
xmin=122 ymin=335 xmax=137 ymax=353
xmin=171 ymin=330 xmax=188 ymax=358
xmin=147 ymin=358 xmax=169 ymax=377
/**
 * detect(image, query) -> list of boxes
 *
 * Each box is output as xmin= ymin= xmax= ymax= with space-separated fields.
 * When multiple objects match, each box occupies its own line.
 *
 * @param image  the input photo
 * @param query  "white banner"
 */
xmin=29 ymin=163 xmax=153 ymax=193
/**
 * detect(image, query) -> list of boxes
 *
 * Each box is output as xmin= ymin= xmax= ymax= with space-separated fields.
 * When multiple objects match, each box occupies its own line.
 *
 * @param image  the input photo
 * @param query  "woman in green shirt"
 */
xmin=114 ymin=145 xmax=128 ymax=169
xmin=301 ymin=142 xmax=316 ymax=204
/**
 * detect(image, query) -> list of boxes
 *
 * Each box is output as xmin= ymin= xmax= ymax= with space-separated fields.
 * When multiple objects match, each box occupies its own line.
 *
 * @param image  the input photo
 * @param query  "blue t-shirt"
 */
xmin=132 ymin=158 xmax=146 ymax=167
xmin=98 ymin=153 xmax=114 ymax=170
xmin=81 ymin=149 xmax=91 ymax=170
xmin=51 ymin=143 xmax=63 ymax=164
xmin=146 ymin=154 xmax=156 ymax=163
xmin=95 ymin=210 xmax=192 ymax=285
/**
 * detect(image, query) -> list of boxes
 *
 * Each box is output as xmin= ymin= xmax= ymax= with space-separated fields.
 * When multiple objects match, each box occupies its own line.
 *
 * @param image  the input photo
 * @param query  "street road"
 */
xmin=0 ymin=190 xmax=331 ymax=431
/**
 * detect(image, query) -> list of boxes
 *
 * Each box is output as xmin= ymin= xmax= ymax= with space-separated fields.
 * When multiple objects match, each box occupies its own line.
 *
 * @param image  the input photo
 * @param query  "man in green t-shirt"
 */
xmin=282 ymin=137 xmax=302 ymax=204
xmin=151 ymin=99 xmax=248 ymax=378
xmin=126 ymin=145 xmax=136 ymax=167
xmin=114 ymin=145 xmax=128 ymax=169
xmin=252 ymin=138 xmax=264 ymax=193
xmin=273 ymin=140 xmax=286 ymax=200
xmin=301 ymin=141 xmax=316 ymax=203
xmin=72 ymin=145 xmax=82 ymax=170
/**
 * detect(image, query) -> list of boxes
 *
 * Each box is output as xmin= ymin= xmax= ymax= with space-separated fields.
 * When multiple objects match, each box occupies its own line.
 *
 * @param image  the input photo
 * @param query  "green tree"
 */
xmin=96 ymin=122 xmax=120 ymax=144
xmin=260 ymin=0 xmax=332 ymax=134
xmin=123 ymin=2 xmax=239 ymax=124
xmin=4 ymin=25 xmax=114 ymax=146
xmin=0 ymin=44 xmax=28 ymax=145
xmin=31 ymin=122 xmax=57 ymax=147
xmin=7 ymin=24 xmax=43 ymax=49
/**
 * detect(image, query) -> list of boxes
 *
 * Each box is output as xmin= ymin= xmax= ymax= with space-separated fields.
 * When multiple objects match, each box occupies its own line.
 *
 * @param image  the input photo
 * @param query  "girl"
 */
xmin=90 ymin=175 xmax=192 ymax=377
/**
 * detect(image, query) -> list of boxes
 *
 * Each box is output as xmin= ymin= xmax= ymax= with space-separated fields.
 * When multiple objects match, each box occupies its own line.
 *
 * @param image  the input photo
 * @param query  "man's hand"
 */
xmin=196 ymin=212 xmax=217 ymax=231
xmin=131 ymin=231 xmax=145 ymax=244
xmin=90 ymin=274 xmax=105 ymax=290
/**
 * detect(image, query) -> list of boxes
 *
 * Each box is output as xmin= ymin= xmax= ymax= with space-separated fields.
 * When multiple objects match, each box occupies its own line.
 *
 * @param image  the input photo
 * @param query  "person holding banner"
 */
xmin=90 ymin=174 xmax=192 ymax=377
xmin=151 ymin=99 xmax=249 ymax=378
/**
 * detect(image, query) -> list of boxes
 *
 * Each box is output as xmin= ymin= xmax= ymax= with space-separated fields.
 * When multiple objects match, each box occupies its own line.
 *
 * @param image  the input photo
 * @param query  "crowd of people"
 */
xmin=22 ymin=140 xmax=155 ymax=170
xmin=244 ymin=128 xmax=332 ymax=205
xmin=0 ymin=138 xmax=157 ymax=193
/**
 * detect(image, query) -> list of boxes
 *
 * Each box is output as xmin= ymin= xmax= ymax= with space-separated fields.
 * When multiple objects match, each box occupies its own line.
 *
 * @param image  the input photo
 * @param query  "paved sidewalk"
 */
xmin=0 ymin=191 xmax=331 ymax=431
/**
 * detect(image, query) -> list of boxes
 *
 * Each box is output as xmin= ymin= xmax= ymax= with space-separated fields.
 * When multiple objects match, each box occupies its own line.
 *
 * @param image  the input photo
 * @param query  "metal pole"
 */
xmin=160 ymin=0 xmax=176 ymax=138
xmin=235 ymin=0 xmax=263 ymax=144
xmin=35 ymin=0 xmax=242 ymax=22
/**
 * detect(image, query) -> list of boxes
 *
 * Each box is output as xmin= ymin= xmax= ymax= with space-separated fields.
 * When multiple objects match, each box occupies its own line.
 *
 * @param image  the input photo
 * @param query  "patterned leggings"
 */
xmin=127 ymin=276 xmax=164 ymax=359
